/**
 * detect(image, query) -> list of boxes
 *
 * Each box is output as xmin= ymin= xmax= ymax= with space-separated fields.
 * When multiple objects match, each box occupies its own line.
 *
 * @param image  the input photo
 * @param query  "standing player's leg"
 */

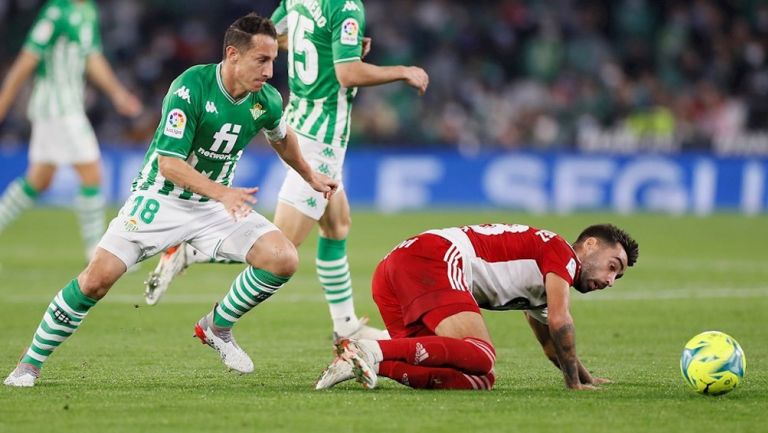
xmin=4 ymin=247 xmax=129 ymax=387
xmin=192 ymin=213 xmax=298 ymax=373
xmin=0 ymin=163 xmax=55 ymax=235
xmin=73 ymin=160 xmax=105 ymax=261
xmin=316 ymin=190 xmax=387 ymax=340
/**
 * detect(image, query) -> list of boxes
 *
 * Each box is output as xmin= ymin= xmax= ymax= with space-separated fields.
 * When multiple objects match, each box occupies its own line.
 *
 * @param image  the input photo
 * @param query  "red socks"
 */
xmin=378 ymin=361 xmax=496 ymax=390
xmin=376 ymin=336 xmax=496 ymax=389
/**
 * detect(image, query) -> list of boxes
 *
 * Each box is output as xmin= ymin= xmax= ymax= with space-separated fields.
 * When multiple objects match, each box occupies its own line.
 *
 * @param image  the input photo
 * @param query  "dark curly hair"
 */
xmin=223 ymin=13 xmax=277 ymax=57
xmin=575 ymin=224 xmax=639 ymax=267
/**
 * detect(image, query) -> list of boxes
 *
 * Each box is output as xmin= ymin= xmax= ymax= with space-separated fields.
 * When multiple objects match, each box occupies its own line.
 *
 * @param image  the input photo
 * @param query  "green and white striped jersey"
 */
xmin=23 ymin=0 xmax=102 ymax=120
xmin=132 ymin=63 xmax=286 ymax=202
xmin=271 ymin=0 xmax=365 ymax=147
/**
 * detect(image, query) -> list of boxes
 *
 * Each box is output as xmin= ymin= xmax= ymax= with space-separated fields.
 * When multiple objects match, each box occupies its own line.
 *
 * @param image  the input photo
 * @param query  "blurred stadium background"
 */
xmin=1 ymin=2 xmax=767 ymax=432
xmin=0 ymin=0 xmax=766 ymax=215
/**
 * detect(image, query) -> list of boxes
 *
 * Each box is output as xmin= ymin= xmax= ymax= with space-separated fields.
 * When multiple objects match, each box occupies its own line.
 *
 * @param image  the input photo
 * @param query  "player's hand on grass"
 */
xmin=590 ymin=376 xmax=612 ymax=385
xmin=403 ymin=66 xmax=429 ymax=96
xmin=220 ymin=186 xmax=259 ymax=221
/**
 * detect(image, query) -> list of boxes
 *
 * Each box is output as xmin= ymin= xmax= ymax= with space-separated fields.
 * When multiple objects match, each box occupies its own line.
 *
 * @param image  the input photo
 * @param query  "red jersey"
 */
xmin=424 ymin=224 xmax=580 ymax=320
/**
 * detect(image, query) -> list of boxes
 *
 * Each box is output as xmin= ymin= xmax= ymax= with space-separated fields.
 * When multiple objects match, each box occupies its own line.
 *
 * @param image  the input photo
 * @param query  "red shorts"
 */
xmin=371 ymin=234 xmax=480 ymax=339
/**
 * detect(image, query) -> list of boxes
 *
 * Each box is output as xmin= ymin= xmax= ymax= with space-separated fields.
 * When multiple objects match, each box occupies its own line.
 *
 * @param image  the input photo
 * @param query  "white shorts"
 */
xmin=98 ymin=190 xmax=279 ymax=268
xmin=277 ymin=134 xmax=346 ymax=220
xmin=29 ymin=113 xmax=100 ymax=164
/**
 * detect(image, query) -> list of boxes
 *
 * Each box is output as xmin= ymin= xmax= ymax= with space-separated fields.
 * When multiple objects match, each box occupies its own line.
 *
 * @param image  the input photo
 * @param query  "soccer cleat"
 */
xmin=333 ymin=316 xmax=390 ymax=342
xmin=144 ymin=244 xmax=188 ymax=305
xmin=194 ymin=308 xmax=254 ymax=374
xmin=334 ymin=338 xmax=378 ymax=389
xmin=315 ymin=357 xmax=355 ymax=389
xmin=4 ymin=363 xmax=40 ymax=387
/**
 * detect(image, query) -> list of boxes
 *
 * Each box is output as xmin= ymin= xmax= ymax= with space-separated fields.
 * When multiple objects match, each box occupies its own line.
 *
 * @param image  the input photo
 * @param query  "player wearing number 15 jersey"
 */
xmin=4 ymin=13 xmax=338 ymax=387
xmin=316 ymin=223 xmax=639 ymax=391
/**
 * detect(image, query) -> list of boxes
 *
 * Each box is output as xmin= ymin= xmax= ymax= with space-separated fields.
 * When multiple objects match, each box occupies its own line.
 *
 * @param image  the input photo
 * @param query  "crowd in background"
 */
xmin=1 ymin=0 xmax=768 ymax=154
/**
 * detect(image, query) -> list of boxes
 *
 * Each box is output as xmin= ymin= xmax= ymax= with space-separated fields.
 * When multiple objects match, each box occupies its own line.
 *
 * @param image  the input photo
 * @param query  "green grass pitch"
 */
xmin=0 ymin=209 xmax=766 ymax=432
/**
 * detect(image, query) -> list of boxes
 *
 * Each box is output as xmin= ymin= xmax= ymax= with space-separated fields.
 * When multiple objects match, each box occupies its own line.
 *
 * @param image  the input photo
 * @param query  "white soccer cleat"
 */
xmin=334 ymin=338 xmax=378 ymax=389
xmin=144 ymin=244 xmax=188 ymax=305
xmin=194 ymin=309 xmax=254 ymax=374
xmin=315 ymin=357 xmax=356 ymax=389
xmin=4 ymin=363 xmax=40 ymax=387
xmin=333 ymin=316 xmax=390 ymax=341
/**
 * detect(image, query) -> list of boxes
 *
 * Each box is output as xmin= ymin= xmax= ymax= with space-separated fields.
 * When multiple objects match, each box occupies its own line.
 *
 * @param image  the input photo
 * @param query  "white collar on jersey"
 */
xmin=216 ymin=63 xmax=251 ymax=105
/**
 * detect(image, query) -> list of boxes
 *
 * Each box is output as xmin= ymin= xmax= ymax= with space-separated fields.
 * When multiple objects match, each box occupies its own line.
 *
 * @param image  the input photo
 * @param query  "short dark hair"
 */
xmin=575 ymin=224 xmax=639 ymax=267
xmin=223 ymin=13 xmax=277 ymax=57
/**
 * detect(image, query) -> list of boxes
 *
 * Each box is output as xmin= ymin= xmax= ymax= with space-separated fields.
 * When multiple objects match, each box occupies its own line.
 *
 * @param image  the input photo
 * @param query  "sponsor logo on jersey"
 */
xmin=174 ymin=86 xmax=191 ymax=103
xmin=566 ymin=257 xmax=577 ymax=280
xmin=250 ymin=103 xmax=265 ymax=120
xmin=205 ymin=101 xmax=218 ymax=113
xmin=414 ymin=342 xmax=429 ymax=364
xmin=340 ymin=18 xmax=359 ymax=46
xmin=164 ymin=109 xmax=187 ymax=139
xmin=342 ymin=1 xmax=359 ymax=12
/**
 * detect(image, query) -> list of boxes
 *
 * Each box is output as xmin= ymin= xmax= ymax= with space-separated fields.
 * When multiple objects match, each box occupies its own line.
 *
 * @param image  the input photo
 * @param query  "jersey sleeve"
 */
xmin=23 ymin=1 xmax=61 ymax=55
xmin=261 ymin=85 xmax=287 ymax=142
xmin=539 ymin=236 xmax=579 ymax=286
xmin=83 ymin=3 xmax=103 ymax=55
xmin=330 ymin=0 xmax=366 ymax=65
xmin=270 ymin=0 xmax=288 ymax=35
xmin=154 ymin=70 xmax=202 ymax=159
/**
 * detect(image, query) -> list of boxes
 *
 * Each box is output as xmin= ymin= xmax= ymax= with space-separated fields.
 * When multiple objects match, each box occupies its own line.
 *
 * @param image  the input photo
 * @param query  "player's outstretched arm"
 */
xmin=157 ymin=155 xmax=257 ymax=220
xmin=525 ymin=312 xmax=609 ymax=386
xmin=0 ymin=50 xmax=39 ymax=122
xmin=334 ymin=61 xmax=429 ymax=95
xmin=268 ymin=128 xmax=338 ymax=199
xmin=85 ymin=53 xmax=143 ymax=117
xmin=545 ymin=273 xmax=598 ymax=390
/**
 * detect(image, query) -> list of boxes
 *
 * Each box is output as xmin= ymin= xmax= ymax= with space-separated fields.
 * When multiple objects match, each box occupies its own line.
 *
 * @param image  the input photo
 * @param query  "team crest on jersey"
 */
xmin=174 ymin=86 xmax=191 ymax=103
xmin=340 ymin=18 xmax=359 ymax=46
xmin=164 ymin=109 xmax=187 ymax=139
xmin=124 ymin=217 xmax=139 ymax=232
xmin=250 ymin=103 xmax=265 ymax=120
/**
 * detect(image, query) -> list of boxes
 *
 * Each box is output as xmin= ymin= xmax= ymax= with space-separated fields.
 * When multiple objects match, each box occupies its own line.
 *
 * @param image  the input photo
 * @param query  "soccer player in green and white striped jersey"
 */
xmin=0 ymin=0 xmax=142 ymax=260
xmin=148 ymin=0 xmax=428 ymax=341
xmin=4 ymin=13 xmax=338 ymax=387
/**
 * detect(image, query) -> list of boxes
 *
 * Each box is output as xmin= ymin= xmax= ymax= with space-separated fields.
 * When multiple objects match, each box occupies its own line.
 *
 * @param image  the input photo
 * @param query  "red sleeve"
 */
xmin=538 ymin=236 xmax=579 ymax=286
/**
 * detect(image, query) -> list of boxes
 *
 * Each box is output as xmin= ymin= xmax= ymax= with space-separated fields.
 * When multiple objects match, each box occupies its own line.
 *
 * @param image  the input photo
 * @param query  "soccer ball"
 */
xmin=680 ymin=331 xmax=746 ymax=396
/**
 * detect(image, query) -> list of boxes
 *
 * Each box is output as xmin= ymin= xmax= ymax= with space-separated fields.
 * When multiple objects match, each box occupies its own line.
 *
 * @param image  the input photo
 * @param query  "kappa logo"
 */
xmin=414 ymin=342 xmax=429 ymax=364
xmin=342 ymin=1 xmax=359 ymax=12
xmin=205 ymin=101 xmax=217 ymax=113
xmin=174 ymin=86 xmax=191 ymax=103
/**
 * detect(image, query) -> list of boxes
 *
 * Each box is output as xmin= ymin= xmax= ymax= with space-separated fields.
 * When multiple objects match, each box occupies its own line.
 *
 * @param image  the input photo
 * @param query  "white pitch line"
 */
xmin=2 ymin=288 xmax=768 ymax=305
